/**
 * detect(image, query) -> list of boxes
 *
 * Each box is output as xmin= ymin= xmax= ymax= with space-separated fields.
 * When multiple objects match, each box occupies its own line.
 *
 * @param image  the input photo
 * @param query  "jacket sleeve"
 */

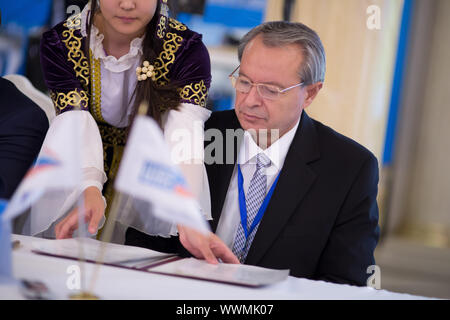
xmin=0 ymin=82 xmax=49 ymax=199
xmin=40 ymin=26 xmax=90 ymax=114
xmin=169 ymin=31 xmax=211 ymax=108
xmin=315 ymin=153 xmax=380 ymax=286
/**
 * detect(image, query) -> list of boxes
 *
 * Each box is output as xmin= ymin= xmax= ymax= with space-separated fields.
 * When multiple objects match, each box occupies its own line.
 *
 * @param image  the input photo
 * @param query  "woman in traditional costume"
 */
xmin=38 ymin=0 xmax=237 ymax=263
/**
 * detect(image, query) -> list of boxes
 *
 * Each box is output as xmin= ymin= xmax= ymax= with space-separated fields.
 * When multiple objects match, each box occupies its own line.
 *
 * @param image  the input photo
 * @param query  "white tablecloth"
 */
xmin=0 ymin=235 xmax=433 ymax=300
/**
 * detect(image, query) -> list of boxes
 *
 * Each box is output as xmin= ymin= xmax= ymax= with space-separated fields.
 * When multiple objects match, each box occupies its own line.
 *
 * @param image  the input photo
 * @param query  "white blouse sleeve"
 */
xmin=25 ymin=111 xmax=107 ymax=237
xmin=112 ymin=103 xmax=212 ymax=240
xmin=162 ymin=103 xmax=212 ymax=221
xmin=113 ymin=103 xmax=212 ymax=239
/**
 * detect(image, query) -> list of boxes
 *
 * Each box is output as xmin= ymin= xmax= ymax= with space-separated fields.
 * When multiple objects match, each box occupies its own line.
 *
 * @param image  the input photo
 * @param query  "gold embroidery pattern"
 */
xmin=50 ymin=90 xmax=89 ymax=114
xmin=102 ymin=148 xmax=108 ymax=174
xmin=169 ymin=18 xmax=187 ymax=31
xmin=98 ymin=142 xmax=124 ymax=240
xmin=96 ymin=123 xmax=127 ymax=239
xmin=66 ymin=13 xmax=81 ymax=29
xmin=157 ymin=15 xmax=167 ymax=39
xmin=98 ymin=124 xmax=127 ymax=146
xmin=157 ymin=0 xmax=170 ymax=40
xmin=179 ymin=80 xmax=208 ymax=108
xmin=97 ymin=123 xmax=127 ymax=184
xmin=89 ymin=50 xmax=106 ymax=123
xmin=154 ymin=32 xmax=183 ymax=86
xmin=61 ymin=14 xmax=90 ymax=90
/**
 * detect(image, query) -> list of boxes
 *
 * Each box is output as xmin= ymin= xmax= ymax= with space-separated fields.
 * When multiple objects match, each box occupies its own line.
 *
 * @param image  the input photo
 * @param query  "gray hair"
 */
xmin=238 ymin=21 xmax=326 ymax=85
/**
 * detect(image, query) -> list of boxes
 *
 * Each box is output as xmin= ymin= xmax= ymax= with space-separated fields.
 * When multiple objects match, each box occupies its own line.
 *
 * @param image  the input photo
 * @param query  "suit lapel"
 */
xmin=210 ymin=161 xmax=235 ymax=232
xmin=245 ymin=111 xmax=320 ymax=265
xmin=209 ymin=111 xmax=242 ymax=232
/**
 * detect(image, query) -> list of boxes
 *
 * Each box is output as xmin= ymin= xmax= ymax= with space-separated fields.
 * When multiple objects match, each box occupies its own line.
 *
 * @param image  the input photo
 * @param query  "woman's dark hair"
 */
xmin=84 ymin=0 xmax=181 ymax=126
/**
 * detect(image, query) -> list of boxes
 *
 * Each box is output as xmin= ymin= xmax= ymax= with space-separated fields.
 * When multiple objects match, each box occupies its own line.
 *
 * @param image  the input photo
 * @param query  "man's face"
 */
xmin=235 ymin=35 xmax=321 ymax=141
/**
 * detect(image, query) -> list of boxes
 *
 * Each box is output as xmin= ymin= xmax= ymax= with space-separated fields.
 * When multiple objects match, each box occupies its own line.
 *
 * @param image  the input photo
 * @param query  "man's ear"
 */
xmin=303 ymin=82 xmax=323 ymax=109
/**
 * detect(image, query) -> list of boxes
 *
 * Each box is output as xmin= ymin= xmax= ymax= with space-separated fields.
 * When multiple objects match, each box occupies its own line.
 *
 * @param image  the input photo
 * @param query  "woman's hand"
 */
xmin=178 ymin=225 xmax=240 ymax=264
xmin=55 ymin=186 xmax=105 ymax=239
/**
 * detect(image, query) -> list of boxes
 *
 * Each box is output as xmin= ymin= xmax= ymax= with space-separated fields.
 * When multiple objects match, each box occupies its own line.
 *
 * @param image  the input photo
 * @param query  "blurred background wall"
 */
xmin=1 ymin=0 xmax=449 ymax=298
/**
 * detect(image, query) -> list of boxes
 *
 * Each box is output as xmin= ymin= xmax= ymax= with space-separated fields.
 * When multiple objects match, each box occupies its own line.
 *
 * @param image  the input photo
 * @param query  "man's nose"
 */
xmin=242 ymin=85 xmax=263 ymax=107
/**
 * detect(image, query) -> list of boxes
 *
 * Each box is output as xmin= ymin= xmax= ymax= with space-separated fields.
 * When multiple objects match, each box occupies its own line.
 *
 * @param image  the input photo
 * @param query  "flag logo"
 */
xmin=24 ymin=148 xmax=61 ymax=179
xmin=138 ymin=160 xmax=193 ymax=198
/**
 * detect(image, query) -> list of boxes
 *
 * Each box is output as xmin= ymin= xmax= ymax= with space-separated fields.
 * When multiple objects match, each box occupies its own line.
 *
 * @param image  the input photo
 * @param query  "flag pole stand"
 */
xmin=69 ymin=291 xmax=100 ymax=300
xmin=69 ymin=102 xmax=149 ymax=300
xmin=66 ymin=191 xmax=125 ymax=300
xmin=69 ymin=188 xmax=101 ymax=300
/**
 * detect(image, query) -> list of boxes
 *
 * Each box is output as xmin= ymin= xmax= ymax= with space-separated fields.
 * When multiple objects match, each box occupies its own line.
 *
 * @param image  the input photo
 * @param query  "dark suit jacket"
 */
xmin=0 ymin=78 xmax=49 ymax=199
xmin=126 ymin=109 xmax=380 ymax=286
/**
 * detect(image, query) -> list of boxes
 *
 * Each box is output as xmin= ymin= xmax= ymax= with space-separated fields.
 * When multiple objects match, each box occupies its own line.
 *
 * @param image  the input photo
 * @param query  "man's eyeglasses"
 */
xmin=228 ymin=65 xmax=304 ymax=100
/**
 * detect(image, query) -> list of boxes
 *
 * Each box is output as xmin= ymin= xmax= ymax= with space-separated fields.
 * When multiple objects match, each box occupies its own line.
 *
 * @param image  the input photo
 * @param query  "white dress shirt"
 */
xmin=215 ymin=118 xmax=301 ymax=249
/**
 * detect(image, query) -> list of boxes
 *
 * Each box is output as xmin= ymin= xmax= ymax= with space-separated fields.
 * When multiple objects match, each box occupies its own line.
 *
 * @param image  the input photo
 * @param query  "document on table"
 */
xmin=149 ymin=258 xmax=290 ymax=287
xmin=31 ymin=237 xmax=175 ymax=267
xmin=32 ymin=238 xmax=289 ymax=287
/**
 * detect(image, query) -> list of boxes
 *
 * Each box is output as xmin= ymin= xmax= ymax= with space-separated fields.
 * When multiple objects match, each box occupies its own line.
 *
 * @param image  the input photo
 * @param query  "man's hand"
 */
xmin=55 ymin=186 xmax=105 ymax=239
xmin=178 ymin=225 xmax=240 ymax=265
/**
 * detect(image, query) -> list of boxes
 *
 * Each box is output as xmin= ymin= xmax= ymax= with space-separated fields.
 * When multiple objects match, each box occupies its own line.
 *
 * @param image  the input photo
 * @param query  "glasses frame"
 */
xmin=228 ymin=65 xmax=304 ymax=100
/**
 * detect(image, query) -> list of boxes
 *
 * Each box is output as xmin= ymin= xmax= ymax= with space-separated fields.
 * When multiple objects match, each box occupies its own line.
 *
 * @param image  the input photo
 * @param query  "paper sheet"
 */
xmin=31 ymin=238 xmax=175 ymax=266
xmin=149 ymin=258 xmax=289 ymax=287
xmin=32 ymin=239 xmax=289 ymax=287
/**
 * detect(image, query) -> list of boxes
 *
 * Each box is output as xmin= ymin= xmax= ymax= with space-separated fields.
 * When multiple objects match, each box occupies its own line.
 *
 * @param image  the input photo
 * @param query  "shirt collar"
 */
xmin=238 ymin=116 xmax=301 ymax=170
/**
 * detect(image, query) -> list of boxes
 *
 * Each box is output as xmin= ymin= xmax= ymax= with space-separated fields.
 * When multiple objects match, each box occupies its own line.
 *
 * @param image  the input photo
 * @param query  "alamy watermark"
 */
xmin=167 ymin=123 xmax=281 ymax=173
xmin=366 ymin=264 xmax=381 ymax=289
xmin=366 ymin=5 xmax=381 ymax=30
xmin=66 ymin=265 xmax=81 ymax=290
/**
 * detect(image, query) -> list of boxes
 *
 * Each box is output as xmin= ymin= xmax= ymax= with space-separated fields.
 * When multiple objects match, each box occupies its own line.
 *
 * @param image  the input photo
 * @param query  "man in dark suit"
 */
xmin=0 ymin=78 xmax=49 ymax=199
xmin=126 ymin=21 xmax=380 ymax=287
xmin=206 ymin=21 xmax=380 ymax=286
xmin=205 ymin=21 xmax=379 ymax=286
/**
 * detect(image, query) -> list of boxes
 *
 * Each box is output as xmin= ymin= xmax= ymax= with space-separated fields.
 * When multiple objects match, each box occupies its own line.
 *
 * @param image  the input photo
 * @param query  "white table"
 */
xmin=0 ymin=235 xmax=434 ymax=300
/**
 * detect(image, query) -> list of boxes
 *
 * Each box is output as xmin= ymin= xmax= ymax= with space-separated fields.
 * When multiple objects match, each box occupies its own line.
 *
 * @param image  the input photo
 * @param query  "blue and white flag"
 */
xmin=114 ymin=114 xmax=210 ymax=235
